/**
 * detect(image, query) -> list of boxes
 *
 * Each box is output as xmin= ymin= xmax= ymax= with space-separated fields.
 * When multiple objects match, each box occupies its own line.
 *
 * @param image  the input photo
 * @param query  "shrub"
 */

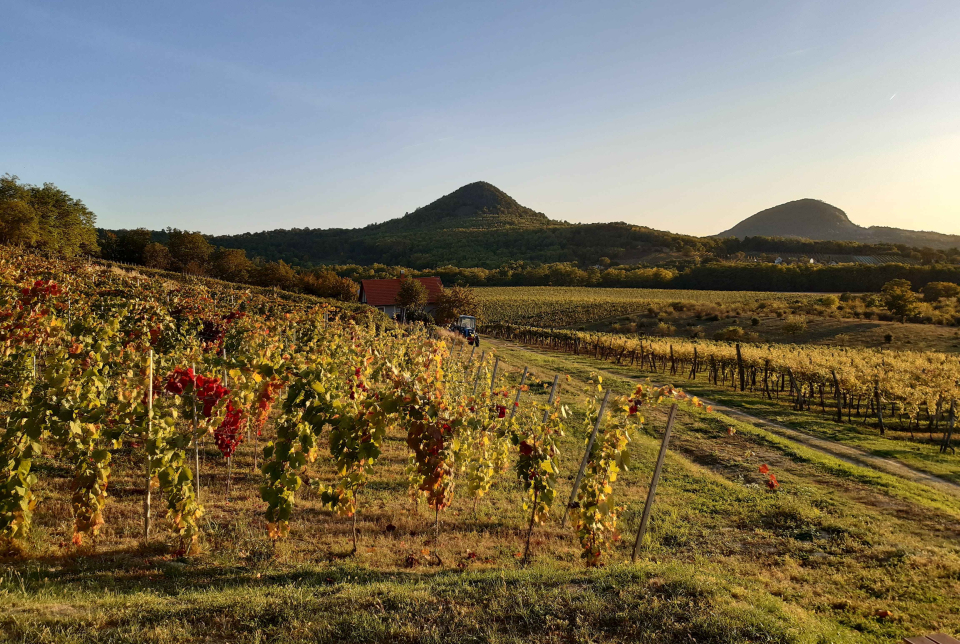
xmin=654 ymin=321 xmax=676 ymax=336
xmin=713 ymin=326 xmax=745 ymax=341
xmin=922 ymin=281 xmax=960 ymax=302
xmin=750 ymin=316 xmax=760 ymax=327
xmin=783 ymin=316 xmax=808 ymax=335
xmin=884 ymin=333 xmax=893 ymax=343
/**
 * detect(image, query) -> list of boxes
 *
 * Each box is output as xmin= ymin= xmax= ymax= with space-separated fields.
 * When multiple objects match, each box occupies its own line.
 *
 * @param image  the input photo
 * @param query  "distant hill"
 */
xmin=208 ymin=182 xmax=692 ymax=268
xmin=717 ymin=199 xmax=960 ymax=250
xmin=377 ymin=182 xmax=552 ymax=231
xmin=107 ymin=185 xmax=957 ymax=269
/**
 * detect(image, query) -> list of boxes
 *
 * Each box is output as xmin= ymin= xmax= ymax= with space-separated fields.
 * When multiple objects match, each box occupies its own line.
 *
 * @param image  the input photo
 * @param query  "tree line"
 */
xmin=330 ymin=261 xmax=960 ymax=294
xmin=3 ymin=174 xmax=959 ymax=297
xmin=99 ymin=226 xmax=359 ymax=301
xmin=0 ymin=174 xmax=99 ymax=257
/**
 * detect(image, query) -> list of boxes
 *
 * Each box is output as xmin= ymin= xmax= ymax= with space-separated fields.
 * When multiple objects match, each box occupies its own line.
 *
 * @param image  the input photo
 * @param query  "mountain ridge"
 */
xmin=127 ymin=183 xmax=959 ymax=268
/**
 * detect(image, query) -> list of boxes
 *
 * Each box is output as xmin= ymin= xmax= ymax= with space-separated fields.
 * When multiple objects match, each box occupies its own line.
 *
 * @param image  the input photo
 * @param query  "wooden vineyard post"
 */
xmin=542 ymin=375 xmax=560 ymax=423
xmin=489 ymin=357 xmax=500 ymax=396
xmin=466 ymin=344 xmax=476 ymax=365
xmin=875 ymin=381 xmax=886 ymax=436
xmin=509 ymin=367 xmax=528 ymax=421
xmin=144 ymin=350 xmax=153 ymax=540
xmin=192 ymin=362 xmax=200 ymax=500
xmin=471 ymin=351 xmax=486 ymax=395
xmin=735 ymin=343 xmax=745 ymax=392
xmin=941 ymin=400 xmax=956 ymax=454
xmin=561 ymin=389 xmax=611 ymax=528
xmin=631 ymin=403 xmax=678 ymax=561
xmin=522 ymin=375 xmax=561 ymax=566
xmin=832 ymin=370 xmax=843 ymax=423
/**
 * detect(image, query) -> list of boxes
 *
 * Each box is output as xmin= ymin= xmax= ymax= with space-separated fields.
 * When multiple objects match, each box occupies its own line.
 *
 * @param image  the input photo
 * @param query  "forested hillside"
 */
xmin=202 ymin=184 xmax=960 ymax=267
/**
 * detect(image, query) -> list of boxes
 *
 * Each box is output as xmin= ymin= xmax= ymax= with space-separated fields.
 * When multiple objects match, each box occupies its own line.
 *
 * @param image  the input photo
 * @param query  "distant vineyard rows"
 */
xmin=476 ymin=287 xmax=820 ymax=327
xmin=486 ymin=323 xmax=959 ymax=441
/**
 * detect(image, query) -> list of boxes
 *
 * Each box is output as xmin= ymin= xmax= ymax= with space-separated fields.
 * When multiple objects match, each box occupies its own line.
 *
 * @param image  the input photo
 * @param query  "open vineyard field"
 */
xmin=2 ymin=250 xmax=960 ymax=643
xmin=476 ymin=286 xmax=822 ymax=328
xmin=476 ymin=286 xmax=960 ymax=353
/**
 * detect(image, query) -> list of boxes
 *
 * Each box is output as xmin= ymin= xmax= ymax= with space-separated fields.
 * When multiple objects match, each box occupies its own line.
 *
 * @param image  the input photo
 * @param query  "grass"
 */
xmin=490 ymin=335 xmax=960 ymax=487
xmin=3 ymin=341 xmax=960 ymax=642
xmin=487 ymin=338 xmax=960 ymax=516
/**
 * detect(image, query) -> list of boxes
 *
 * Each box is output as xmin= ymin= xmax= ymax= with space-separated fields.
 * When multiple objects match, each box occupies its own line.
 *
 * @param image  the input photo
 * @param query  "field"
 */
xmin=3 ymin=252 xmax=960 ymax=643
xmin=476 ymin=287 xmax=822 ymax=327
xmin=476 ymin=286 xmax=960 ymax=353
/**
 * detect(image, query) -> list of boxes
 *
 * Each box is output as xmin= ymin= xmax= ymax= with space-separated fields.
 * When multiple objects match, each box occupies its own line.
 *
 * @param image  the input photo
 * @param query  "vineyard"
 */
xmin=3 ymin=249 xmax=960 ymax=642
xmin=475 ymin=286 xmax=821 ymax=327
xmin=486 ymin=324 xmax=960 ymax=445
xmin=0 ymin=248 xmax=701 ymax=566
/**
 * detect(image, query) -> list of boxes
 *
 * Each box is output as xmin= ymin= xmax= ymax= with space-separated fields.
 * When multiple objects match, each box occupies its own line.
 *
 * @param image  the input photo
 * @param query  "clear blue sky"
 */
xmin=2 ymin=1 xmax=958 ymax=236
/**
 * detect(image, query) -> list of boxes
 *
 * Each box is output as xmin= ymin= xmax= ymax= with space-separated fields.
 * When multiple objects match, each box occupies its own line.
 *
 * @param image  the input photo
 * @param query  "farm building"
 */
xmin=359 ymin=277 xmax=443 ymax=318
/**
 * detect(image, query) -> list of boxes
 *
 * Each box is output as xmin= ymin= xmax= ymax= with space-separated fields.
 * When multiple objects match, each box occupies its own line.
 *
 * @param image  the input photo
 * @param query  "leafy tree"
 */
xmin=433 ymin=285 xmax=480 ymax=324
xmin=211 ymin=247 xmax=252 ymax=283
xmin=167 ymin=229 xmax=213 ymax=274
xmin=881 ymin=279 xmax=920 ymax=318
xmin=101 ymin=228 xmax=152 ymax=263
xmin=0 ymin=195 xmax=39 ymax=247
xmin=0 ymin=174 xmax=98 ymax=256
xmin=395 ymin=277 xmax=428 ymax=318
xmin=299 ymin=270 xmax=357 ymax=301
xmin=253 ymin=260 xmax=297 ymax=289
xmin=143 ymin=242 xmax=173 ymax=269
xmin=922 ymin=281 xmax=960 ymax=302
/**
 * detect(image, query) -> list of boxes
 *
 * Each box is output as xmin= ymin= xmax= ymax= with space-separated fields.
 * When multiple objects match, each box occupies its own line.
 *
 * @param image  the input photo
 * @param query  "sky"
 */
xmin=2 ymin=1 xmax=959 ymax=236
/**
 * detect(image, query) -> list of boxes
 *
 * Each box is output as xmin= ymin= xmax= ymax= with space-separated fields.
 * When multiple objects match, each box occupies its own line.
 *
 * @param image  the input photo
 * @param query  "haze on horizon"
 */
xmin=2 ymin=0 xmax=958 ymax=237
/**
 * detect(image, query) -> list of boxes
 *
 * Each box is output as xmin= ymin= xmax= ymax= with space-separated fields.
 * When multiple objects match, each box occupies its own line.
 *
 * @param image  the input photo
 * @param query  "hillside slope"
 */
xmin=718 ymin=198 xmax=960 ymax=249
xmin=376 ymin=181 xmax=552 ymax=231
xmin=208 ymin=182 xmax=695 ymax=268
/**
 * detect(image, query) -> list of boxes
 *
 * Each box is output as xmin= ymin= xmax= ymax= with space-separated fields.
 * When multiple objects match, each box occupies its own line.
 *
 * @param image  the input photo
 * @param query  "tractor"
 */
xmin=451 ymin=315 xmax=479 ymax=345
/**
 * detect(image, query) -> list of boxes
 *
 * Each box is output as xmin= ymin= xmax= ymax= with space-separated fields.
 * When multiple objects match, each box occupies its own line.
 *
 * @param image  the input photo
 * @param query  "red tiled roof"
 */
xmin=360 ymin=277 xmax=443 ymax=307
